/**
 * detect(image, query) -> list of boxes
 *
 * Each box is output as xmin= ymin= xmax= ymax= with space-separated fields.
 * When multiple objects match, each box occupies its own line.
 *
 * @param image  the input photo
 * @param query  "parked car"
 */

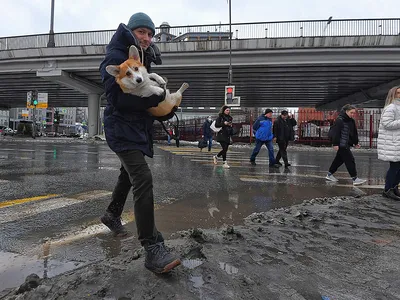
xmin=4 ymin=127 xmax=16 ymax=136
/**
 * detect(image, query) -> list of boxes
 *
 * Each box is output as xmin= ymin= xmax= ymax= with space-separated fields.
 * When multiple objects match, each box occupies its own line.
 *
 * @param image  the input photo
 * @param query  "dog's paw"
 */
xmin=149 ymin=73 xmax=166 ymax=87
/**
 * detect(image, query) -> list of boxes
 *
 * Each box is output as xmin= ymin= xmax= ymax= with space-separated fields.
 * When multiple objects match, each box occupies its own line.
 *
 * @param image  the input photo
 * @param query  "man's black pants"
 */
xmin=329 ymin=147 xmax=357 ymax=178
xmin=107 ymin=150 xmax=163 ymax=246
xmin=275 ymin=141 xmax=289 ymax=166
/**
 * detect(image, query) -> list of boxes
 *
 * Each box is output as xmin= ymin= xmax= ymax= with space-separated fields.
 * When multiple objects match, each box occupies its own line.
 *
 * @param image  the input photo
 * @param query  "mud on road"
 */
xmin=2 ymin=194 xmax=400 ymax=300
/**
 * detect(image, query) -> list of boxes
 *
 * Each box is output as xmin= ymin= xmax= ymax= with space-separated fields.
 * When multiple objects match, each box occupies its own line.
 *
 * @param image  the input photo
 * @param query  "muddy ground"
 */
xmin=2 ymin=194 xmax=400 ymax=300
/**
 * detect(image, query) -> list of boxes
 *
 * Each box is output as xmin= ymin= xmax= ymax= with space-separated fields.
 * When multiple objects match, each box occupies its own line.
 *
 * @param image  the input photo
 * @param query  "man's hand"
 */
xmin=355 ymin=144 xmax=361 ymax=149
xmin=333 ymin=146 xmax=339 ymax=151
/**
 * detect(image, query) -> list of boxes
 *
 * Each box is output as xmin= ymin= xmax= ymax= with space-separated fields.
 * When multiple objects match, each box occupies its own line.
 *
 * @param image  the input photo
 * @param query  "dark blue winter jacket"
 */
xmin=253 ymin=115 xmax=274 ymax=141
xmin=99 ymin=23 xmax=164 ymax=157
xmin=202 ymin=120 xmax=213 ymax=138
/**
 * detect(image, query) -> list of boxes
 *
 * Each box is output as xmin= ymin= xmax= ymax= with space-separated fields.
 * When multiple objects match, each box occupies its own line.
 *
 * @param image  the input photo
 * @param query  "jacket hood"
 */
xmin=106 ymin=23 xmax=162 ymax=65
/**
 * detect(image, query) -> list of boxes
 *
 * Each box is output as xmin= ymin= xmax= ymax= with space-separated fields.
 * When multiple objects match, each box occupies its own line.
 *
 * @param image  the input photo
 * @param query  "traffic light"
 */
xmin=31 ymin=90 xmax=38 ymax=107
xmin=225 ymin=86 xmax=235 ymax=105
xmin=54 ymin=111 xmax=60 ymax=125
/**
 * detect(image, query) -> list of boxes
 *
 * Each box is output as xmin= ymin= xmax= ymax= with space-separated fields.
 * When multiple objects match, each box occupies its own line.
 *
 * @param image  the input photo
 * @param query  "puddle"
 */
xmin=219 ymin=262 xmax=238 ymax=275
xmin=190 ymin=275 xmax=204 ymax=288
xmin=0 ymin=251 xmax=85 ymax=291
xmin=182 ymin=259 xmax=204 ymax=270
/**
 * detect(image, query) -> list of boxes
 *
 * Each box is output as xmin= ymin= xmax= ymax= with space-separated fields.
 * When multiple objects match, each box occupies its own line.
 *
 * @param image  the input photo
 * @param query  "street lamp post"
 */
xmin=228 ymin=0 xmax=233 ymax=85
xmin=47 ymin=0 xmax=55 ymax=47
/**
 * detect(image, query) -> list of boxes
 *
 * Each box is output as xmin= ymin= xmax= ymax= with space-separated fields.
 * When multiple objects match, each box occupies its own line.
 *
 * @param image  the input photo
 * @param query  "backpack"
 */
xmin=210 ymin=120 xmax=222 ymax=133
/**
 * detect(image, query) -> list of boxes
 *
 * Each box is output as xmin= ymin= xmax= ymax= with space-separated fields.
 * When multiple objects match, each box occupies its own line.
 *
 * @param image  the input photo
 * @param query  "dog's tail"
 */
xmin=177 ymin=82 xmax=189 ymax=94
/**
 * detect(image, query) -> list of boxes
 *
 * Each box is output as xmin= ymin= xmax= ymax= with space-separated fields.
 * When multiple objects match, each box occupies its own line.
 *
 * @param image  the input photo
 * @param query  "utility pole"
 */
xmin=32 ymin=107 xmax=36 ymax=139
xmin=228 ymin=0 xmax=233 ymax=85
xmin=47 ymin=0 xmax=55 ymax=47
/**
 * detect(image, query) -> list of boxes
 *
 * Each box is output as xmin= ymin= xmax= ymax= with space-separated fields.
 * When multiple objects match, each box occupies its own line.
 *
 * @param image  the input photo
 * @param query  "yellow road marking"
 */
xmin=0 ymin=194 xmax=59 ymax=209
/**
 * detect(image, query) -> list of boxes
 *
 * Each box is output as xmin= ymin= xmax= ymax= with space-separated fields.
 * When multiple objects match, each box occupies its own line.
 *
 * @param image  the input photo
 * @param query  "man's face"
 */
xmin=281 ymin=114 xmax=288 ymax=119
xmin=265 ymin=112 xmax=273 ymax=118
xmin=132 ymin=27 xmax=153 ymax=50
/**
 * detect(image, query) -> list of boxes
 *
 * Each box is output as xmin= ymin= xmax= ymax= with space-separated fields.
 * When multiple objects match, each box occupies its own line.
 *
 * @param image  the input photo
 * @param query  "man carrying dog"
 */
xmin=99 ymin=12 xmax=180 ymax=273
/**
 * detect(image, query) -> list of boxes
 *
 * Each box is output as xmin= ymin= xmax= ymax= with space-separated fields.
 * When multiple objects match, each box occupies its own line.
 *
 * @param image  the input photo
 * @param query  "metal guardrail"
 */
xmin=0 ymin=18 xmax=399 ymax=51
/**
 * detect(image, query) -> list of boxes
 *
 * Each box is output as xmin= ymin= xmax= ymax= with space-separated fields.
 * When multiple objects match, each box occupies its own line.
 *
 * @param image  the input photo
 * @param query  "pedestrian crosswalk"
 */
xmin=157 ymin=145 xmax=385 ymax=188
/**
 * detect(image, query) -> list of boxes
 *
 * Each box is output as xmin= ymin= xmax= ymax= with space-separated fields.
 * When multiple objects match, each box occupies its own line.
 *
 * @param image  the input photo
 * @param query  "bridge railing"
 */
xmin=0 ymin=18 xmax=399 ymax=51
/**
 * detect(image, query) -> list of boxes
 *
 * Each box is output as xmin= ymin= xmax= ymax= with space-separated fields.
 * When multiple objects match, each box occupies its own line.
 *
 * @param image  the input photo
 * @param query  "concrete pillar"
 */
xmin=88 ymin=93 xmax=100 ymax=137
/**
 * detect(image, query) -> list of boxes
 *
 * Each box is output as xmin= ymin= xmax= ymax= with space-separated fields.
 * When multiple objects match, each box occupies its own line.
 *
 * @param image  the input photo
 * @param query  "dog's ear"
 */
xmin=106 ymin=65 xmax=120 ymax=77
xmin=128 ymin=45 xmax=140 ymax=61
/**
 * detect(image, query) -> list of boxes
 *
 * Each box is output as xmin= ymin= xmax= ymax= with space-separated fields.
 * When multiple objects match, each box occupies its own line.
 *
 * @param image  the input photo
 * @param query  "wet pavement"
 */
xmin=0 ymin=139 xmax=387 ymax=292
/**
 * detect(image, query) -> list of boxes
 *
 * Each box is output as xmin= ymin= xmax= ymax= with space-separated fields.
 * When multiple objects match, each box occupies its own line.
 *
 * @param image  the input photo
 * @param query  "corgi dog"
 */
xmin=106 ymin=45 xmax=189 ymax=117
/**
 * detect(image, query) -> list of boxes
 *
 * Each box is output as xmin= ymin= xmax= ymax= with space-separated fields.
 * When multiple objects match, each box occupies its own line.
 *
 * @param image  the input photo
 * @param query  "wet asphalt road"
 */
xmin=0 ymin=138 xmax=388 ymax=291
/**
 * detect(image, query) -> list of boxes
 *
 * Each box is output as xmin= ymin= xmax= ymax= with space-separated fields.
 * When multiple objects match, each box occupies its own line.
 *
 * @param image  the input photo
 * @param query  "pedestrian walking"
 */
xmin=325 ymin=104 xmax=366 ymax=186
xmin=167 ymin=122 xmax=173 ymax=145
xmin=377 ymin=86 xmax=400 ymax=200
xmin=99 ymin=12 xmax=180 ymax=273
xmin=288 ymin=113 xmax=297 ymax=142
xmin=250 ymin=109 xmax=279 ymax=167
xmin=213 ymin=105 xmax=233 ymax=168
xmin=273 ymin=110 xmax=292 ymax=168
xmin=201 ymin=116 xmax=213 ymax=152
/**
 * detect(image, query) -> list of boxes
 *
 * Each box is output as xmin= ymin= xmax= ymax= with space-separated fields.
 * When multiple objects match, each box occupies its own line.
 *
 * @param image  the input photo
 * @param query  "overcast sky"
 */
xmin=0 ymin=0 xmax=399 ymax=37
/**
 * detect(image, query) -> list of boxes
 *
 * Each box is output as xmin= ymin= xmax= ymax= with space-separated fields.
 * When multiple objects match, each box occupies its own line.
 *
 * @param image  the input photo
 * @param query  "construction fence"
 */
xmin=153 ymin=108 xmax=383 ymax=148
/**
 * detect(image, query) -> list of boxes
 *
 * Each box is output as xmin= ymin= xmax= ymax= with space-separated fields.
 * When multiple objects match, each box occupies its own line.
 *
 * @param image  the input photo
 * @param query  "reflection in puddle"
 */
xmin=182 ymin=259 xmax=204 ymax=270
xmin=0 ymin=251 xmax=84 ymax=291
xmin=219 ymin=262 xmax=238 ymax=275
xmin=190 ymin=275 xmax=204 ymax=288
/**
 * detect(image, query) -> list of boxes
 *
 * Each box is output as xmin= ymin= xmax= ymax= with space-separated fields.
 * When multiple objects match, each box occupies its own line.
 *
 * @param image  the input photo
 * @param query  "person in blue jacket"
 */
xmin=99 ymin=12 xmax=180 ymax=274
xmin=250 ymin=109 xmax=279 ymax=167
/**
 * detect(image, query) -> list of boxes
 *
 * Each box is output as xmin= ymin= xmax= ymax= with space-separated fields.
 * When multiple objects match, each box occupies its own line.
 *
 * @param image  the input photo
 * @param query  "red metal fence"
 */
xmin=154 ymin=108 xmax=382 ymax=148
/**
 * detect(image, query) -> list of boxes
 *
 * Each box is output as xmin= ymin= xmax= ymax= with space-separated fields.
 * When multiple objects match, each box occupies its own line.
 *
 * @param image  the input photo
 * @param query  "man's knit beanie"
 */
xmin=127 ymin=12 xmax=155 ymax=35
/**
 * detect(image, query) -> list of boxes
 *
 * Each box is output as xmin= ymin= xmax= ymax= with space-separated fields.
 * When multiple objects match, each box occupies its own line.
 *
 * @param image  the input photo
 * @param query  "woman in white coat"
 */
xmin=377 ymin=86 xmax=400 ymax=200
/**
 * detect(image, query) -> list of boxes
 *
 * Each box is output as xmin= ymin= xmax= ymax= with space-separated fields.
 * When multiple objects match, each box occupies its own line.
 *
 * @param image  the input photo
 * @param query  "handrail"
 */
xmin=0 ymin=18 xmax=399 ymax=50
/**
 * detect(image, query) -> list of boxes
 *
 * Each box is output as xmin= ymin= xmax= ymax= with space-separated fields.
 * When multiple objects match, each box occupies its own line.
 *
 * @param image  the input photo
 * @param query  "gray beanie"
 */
xmin=127 ymin=12 xmax=155 ymax=35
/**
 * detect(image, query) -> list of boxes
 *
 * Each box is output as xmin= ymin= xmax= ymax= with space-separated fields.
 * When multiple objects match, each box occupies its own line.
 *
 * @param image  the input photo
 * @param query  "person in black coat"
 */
xmin=99 ymin=12 xmax=180 ymax=273
xmin=273 ymin=110 xmax=292 ymax=168
xmin=326 ymin=104 xmax=366 ymax=186
xmin=213 ymin=106 xmax=233 ymax=168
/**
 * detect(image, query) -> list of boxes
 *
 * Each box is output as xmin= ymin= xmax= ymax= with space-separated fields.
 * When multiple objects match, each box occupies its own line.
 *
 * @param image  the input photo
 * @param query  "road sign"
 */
xmin=37 ymin=93 xmax=48 ymax=109
xmin=22 ymin=109 xmax=29 ymax=117
xmin=26 ymin=91 xmax=33 ymax=108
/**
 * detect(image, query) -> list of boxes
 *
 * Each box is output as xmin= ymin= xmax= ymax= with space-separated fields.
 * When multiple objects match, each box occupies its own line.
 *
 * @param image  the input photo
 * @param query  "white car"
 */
xmin=1 ymin=126 xmax=15 ymax=136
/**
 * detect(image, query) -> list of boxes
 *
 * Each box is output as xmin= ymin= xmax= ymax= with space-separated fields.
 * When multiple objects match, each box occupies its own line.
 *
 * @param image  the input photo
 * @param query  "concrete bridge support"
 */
xmin=88 ymin=93 xmax=101 ymax=137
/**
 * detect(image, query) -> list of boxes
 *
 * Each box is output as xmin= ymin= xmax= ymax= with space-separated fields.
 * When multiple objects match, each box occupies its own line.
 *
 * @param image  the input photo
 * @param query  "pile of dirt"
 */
xmin=2 ymin=194 xmax=400 ymax=300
